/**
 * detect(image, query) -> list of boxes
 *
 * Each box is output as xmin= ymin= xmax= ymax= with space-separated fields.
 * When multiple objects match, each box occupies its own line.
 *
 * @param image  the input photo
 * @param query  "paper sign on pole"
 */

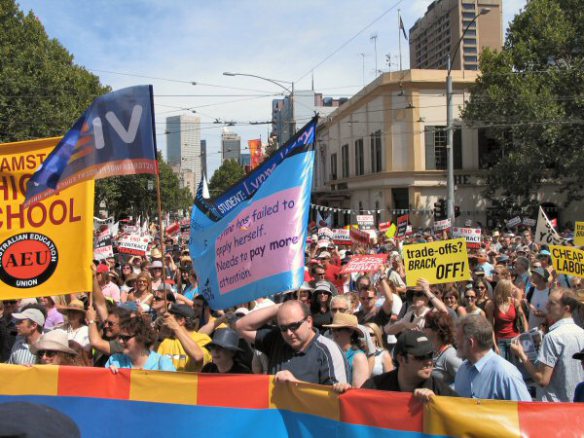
xmin=0 ymin=138 xmax=94 ymax=299
xmin=94 ymin=228 xmax=114 ymax=261
xmin=535 ymin=207 xmax=563 ymax=245
xmin=452 ymin=227 xmax=482 ymax=249
xmin=356 ymin=215 xmax=375 ymax=230
xmin=396 ymin=215 xmax=409 ymax=238
xmin=118 ymin=233 xmax=150 ymax=256
xmin=403 ymin=238 xmax=471 ymax=286
xmin=379 ymin=221 xmax=391 ymax=233
xmin=340 ymin=254 xmax=388 ymax=274
xmin=384 ymin=223 xmax=397 ymax=238
xmin=332 ymin=229 xmax=351 ymax=245
xmin=522 ymin=218 xmax=536 ymax=227
xmin=506 ymin=216 xmax=521 ymax=228
xmin=434 ymin=218 xmax=451 ymax=232
xmin=574 ymin=222 xmax=584 ymax=247
xmin=550 ymin=245 xmax=584 ymax=279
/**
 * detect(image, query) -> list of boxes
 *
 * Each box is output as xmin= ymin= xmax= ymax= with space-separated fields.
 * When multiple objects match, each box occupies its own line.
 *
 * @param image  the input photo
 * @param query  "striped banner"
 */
xmin=0 ymin=365 xmax=582 ymax=437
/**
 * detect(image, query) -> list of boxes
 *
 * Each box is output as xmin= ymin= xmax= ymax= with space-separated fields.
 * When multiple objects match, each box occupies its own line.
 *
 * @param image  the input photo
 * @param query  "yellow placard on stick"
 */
xmin=403 ymin=238 xmax=471 ymax=286
xmin=0 ymin=138 xmax=94 ymax=299
xmin=575 ymin=222 xmax=584 ymax=247
xmin=550 ymin=245 xmax=584 ymax=279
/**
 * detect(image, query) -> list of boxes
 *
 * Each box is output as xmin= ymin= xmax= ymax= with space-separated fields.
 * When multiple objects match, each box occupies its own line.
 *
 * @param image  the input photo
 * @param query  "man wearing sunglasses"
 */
xmin=358 ymin=330 xmax=457 ymax=399
xmin=236 ymin=300 xmax=349 ymax=385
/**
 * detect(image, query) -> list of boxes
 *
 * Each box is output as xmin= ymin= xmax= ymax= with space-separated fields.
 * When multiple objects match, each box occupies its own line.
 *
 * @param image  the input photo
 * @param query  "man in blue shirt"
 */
xmin=454 ymin=314 xmax=531 ymax=401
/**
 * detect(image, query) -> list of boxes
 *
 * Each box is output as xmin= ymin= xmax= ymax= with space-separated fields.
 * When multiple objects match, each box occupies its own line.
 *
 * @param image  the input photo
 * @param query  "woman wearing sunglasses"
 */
xmin=127 ymin=273 xmax=154 ymax=312
xmin=31 ymin=330 xmax=79 ymax=366
xmin=464 ymin=287 xmax=485 ymax=317
xmin=106 ymin=316 xmax=175 ymax=372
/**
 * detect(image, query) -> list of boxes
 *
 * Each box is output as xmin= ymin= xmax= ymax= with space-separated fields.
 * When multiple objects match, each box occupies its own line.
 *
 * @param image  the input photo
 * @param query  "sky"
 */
xmin=16 ymin=0 xmax=527 ymax=176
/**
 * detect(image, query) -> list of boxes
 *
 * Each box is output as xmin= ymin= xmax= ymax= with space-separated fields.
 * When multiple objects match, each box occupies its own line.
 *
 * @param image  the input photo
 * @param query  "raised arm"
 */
xmin=235 ymin=303 xmax=281 ymax=344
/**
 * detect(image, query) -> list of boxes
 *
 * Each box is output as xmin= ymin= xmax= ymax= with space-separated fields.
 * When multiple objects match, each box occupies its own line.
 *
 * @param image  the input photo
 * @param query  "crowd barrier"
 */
xmin=0 ymin=364 xmax=582 ymax=437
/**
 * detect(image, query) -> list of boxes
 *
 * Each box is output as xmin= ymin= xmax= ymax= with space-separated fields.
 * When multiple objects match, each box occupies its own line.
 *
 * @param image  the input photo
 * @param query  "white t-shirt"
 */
xmin=528 ymin=287 xmax=549 ymax=329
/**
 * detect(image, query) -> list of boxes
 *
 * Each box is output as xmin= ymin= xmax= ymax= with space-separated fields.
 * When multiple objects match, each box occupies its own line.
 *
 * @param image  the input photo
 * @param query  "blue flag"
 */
xmin=190 ymin=117 xmax=317 ymax=310
xmin=25 ymin=85 xmax=157 ymax=205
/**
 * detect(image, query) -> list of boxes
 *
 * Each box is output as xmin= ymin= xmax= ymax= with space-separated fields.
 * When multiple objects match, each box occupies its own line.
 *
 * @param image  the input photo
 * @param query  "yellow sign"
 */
xmin=403 ymin=238 xmax=471 ymax=286
xmin=575 ymin=222 xmax=584 ymax=247
xmin=385 ymin=223 xmax=397 ymax=238
xmin=550 ymin=245 xmax=584 ymax=279
xmin=0 ymin=137 xmax=94 ymax=299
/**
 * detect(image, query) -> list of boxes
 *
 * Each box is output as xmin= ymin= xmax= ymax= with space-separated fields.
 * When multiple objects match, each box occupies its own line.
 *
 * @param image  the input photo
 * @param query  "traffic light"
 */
xmin=454 ymin=206 xmax=460 ymax=218
xmin=434 ymin=199 xmax=446 ymax=220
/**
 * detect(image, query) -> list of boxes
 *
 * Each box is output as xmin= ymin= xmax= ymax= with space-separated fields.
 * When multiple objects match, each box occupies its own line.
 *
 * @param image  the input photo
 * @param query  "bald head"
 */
xmin=279 ymin=300 xmax=309 ymax=319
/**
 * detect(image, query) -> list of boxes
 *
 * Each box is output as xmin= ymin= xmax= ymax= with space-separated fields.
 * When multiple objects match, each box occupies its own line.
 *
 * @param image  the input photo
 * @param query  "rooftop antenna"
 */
xmin=370 ymin=33 xmax=378 ymax=77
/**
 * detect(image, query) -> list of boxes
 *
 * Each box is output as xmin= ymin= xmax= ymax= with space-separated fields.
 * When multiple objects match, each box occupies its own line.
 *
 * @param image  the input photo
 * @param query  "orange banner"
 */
xmin=248 ymin=139 xmax=263 ymax=170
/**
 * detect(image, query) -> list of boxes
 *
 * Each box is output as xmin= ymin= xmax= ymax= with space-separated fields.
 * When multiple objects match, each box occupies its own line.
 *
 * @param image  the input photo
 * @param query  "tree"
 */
xmin=0 ymin=0 xmax=110 ymax=142
xmin=208 ymin=159 xmax=245 ymax=196
xmin=462 ymin=0 xmax=584 ymax=219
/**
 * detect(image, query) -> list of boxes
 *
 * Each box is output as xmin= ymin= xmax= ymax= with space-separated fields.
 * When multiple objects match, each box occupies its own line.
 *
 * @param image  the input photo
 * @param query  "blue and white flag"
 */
xmin=190 ymin=117 xmax=317 ymax=309
xmin=25 ymin=85 xmax=157 ymax=205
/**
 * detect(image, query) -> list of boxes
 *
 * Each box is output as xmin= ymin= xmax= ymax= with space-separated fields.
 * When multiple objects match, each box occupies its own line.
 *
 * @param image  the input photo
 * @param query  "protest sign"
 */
xmin=452 ymin=227 xmax=482 ymax=249
xmin=340 ymin=254 xmax=387 ymax=274
xmin=0 ymin=138 xmax=93 ymax=299
xmin=403 ymin=238 xmax=471 ymax=286
xmin=535 ymin=207 xmax=563 ymax=245
xmin=317 ymin=227 xmax=333 ymax=241
xmin=575 ymin=222 xmax=584 ymax=247
xmin=316 ymin=210 xmax=333 ymax=228
xmin=94 ymin=228 xmax=114 ymax=261
xmin=522 ymin=218 xmax=536 ymax=227
xmin=350 ymin=228 xmax=371 ymax=245
xmin=396 ymin=214 xmax=409 ymax=238
xmin=506 ymin=216 xmax=521 ymax=228
xmin=332 ymin=229 xmax=351 ymax=245
xmin=356 ymin=215 xmax=374 ymax=230
xmin=378 ymin=221 xmax=391 ymax=232
xmin=550 ymin=245 xmax=584 ymax=278
xmin=118 ymin=233 xmax=150 ymax=256
xmin=434 ymin=218 xmax=451 ymax=232
xmin=190 ymin=118 xmax=317 ymax=310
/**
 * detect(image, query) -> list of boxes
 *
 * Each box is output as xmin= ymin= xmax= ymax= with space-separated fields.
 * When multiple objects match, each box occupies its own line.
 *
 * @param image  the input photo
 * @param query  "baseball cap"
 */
xmin=169 ymin=304 xmax=195 ymax=319
xmin=96 ymin=264 xmax=109 ymax=274
xmin=317 ymin=251 xmax=331 ymax=259
xmin=394 ymin=330 xmax=433 ymax=357
xmin=12 ymin=308 xmax=45 ymax=327
xmin=532 ymin=267 xmax=550 ymax=281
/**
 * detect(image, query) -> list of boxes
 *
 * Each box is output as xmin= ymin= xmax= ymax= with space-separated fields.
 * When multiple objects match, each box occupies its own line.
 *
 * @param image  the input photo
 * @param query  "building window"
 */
xmin=464 ymin=29 xmax=477 ymax=36
xmin=464 ymin=64 xmax=479 ymax=70
xmin=370 ymin=130 xmax=382 ymax=173
xmin=355 ymin=138 xmax=364 ymax=176
xmin=462 ymin=20 xmax=476 ymax=28
xmin=330 ymin=153 xmax=337 ymax=180
xmin=464 ymin=56 xmax=478 ymax=62
xmin=463 ymin=38 xmax=476 ymax=45
xmin=464 ymin=47 xmax=477 ymax=54
xmin=478 ymin=128 xmax=504 ymax=169
xmin=341 ymin=144 xmax=349 ymax=178
xmin=425 ymin=126 xmax=462 ymax=170
xmin=462 ymin=3 xmax=475 ymax=10
xmin=462 ymin=12 xmax=477 ymax=19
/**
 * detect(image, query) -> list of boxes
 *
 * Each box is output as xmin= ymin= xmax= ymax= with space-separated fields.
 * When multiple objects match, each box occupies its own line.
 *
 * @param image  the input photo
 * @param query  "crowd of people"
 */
xmin=1 ymin=224 xmax=584 ymax=405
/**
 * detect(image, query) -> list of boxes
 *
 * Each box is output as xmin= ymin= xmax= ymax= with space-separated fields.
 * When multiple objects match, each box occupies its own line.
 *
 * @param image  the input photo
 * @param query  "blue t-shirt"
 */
xmin=183 ymin=285 xmax=199 ymax=301
xmin=105 ymin=351 xmax=176 ymax=372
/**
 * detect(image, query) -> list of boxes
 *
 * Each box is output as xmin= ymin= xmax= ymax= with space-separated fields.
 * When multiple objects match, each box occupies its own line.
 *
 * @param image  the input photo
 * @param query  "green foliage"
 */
xmin=208 ymin=159 xmax=245 ymax=196
xmin=95 ymin=153 xmax=193 ymax=217
xmin=462 ymin=0 xmax=584 ymax=217
xmin=0 ymin=0 xmax=110 ymax=141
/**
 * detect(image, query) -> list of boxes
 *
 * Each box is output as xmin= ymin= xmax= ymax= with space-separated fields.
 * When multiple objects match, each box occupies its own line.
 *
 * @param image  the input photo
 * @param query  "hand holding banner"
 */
xmin=403 ymin=238 xmax=471 ymax=286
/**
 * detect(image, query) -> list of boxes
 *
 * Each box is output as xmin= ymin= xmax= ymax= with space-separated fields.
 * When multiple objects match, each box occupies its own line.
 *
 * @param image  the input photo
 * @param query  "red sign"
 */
xmin=396 ymin=215 xmax=409 ymax=238
xmin=379 ymin=221 xmax=391 ymax=233
xmin=350 ymin=228 xmax=371 ymax=245
xmin=341 ymin=254 xmax=388 ymax=273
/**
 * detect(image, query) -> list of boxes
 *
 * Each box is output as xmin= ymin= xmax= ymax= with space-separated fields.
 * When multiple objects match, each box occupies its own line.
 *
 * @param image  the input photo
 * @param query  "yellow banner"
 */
xmin=550 ymin=245 xmax=584 ymax=279
xmin=403 ymin=238 xmax=471 ymax=286
xmin=0 ymin=137 xmax=94 ymax=299
xmin=575 ymin=222 xmax=584 ymax=247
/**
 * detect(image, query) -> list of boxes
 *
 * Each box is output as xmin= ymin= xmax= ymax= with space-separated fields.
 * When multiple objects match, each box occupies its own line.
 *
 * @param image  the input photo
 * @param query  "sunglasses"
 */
xmin=118 ymin=334 xmax=135 ymax=342
xmin=38 ymin=350 xmax=58 ymax=358
xmin=278 ymin=317 xmax=307 ymax=333
xmin=331 ymin=307 xmax=348 ymax=313
xmin=360 ymin=296 xmax=376 ymax=301
xmin=413 ymin=292 xmax=426 ymax=298
xmin=152 ymin=296 xmax=164 ymax=302
xmin=465 ymin=295 xmax=477 ymax=300
xmin=104 ymin=320 xmax=118 ymax=327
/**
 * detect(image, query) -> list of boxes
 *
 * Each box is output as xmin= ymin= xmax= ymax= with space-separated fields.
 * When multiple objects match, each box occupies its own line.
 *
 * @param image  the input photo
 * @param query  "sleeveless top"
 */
xmin=494 ymin=300 xmax=519 ymax=339
xmin=371 ymin=348 xmax=386 ymax=377
xmin=345 ymin=348 xmax=365 ymax=382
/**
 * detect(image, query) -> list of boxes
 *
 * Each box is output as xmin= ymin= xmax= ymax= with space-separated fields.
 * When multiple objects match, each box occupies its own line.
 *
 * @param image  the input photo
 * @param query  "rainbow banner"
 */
xmin=1 ymin=365 xmax=583 ymax=437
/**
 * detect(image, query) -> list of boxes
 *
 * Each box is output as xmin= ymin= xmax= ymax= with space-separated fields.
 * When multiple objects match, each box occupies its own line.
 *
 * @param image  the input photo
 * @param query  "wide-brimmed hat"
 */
xmin=208 ymin=328 xmax=242 ymax=352
xmin=58 ymin=299 xmax=86 ymax=314
xmin=31 ymin=330 xmax=78 ymax=355
xmin=150 ymin=260 xmax=163 ymax=269
xmin=151 ymin=248 xmax=162 ymax=259
xmin=323 ymin=313 xmax=366 ymax=337
xmin=313 ymin=281 xmax=332 ymax=295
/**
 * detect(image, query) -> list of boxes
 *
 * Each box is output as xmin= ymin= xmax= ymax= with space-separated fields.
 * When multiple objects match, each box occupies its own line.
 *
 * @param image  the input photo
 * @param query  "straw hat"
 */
xmin=31 ymin=330 xmax=78 ymax=355
xmin=58 ymin=299 xmax=86 ymax=314
xmin=323 ymin=313 xmax=366 ymax=337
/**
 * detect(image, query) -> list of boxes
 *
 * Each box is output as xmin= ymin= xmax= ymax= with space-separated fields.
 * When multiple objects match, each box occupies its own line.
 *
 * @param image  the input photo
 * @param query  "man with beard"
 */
xmin=87 ymin=306 xmax=130 ymax=367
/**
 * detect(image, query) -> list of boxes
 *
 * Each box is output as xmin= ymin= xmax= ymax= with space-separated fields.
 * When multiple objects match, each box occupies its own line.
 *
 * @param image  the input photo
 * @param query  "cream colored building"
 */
xmin=312 ymin=70 xmax=581 ymax=229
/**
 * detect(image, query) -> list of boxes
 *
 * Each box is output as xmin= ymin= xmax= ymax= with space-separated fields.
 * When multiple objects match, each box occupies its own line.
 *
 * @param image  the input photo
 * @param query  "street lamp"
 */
xmin=446 ymin=7 xmax=490 ymax=223
xmin=223 ymin=71 xmax=295 ymax=140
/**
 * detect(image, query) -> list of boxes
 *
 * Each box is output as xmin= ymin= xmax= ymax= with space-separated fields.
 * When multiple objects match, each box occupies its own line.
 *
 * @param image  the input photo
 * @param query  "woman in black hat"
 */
xmin=201 ymin=328 xmax=250 ymax=374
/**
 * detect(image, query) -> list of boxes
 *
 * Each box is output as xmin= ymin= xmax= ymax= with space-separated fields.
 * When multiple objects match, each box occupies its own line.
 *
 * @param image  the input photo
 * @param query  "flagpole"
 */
xmin=148 ymin=85 xmax=168 ymax=309
xmin=398 ymin=9 xmax=403 ymax=72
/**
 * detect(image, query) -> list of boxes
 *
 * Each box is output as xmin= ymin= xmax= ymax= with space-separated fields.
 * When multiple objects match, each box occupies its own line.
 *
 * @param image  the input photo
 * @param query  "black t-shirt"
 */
xmin=201 ymin=361 xmax=251 ymax=374
xmin=311 ymin=312 xmax=332 ymax=334
xmin=355 ymin=306 xmax=391 ymax=326
xmin=361 ymin=369 xmax=458 ymax=397
xmin=254 ymin=327 xmax=349 ymax=385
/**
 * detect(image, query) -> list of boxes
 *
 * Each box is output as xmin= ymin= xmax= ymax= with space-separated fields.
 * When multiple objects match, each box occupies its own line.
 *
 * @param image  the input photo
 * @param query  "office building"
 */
xmin=165 ymin=114 xmax=201 ymax=196
xmin=409 ymin=0 xmax=503 ymax=71
xmin=221 ymin=129 xmax=241 ymax=162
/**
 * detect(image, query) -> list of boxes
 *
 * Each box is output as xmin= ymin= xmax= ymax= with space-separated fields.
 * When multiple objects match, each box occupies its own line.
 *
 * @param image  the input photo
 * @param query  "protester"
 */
xmin=525 ymin=267 xmax=551 ymax=330
xmin=149 ymin=260 xmax=164 ymax=291
xmin=40 ymin=296 xmax=64 ymax=331
xmin=463 ymin=287 xmax=485 ymax=317
xmin=98 ymin=265 xmax=121 ymax=303
xmin=8 ymin=308 xmax=45 ymax=365
xmin=309 ymin=263 xmax=339 ymax=296
xmin=128 ymin=272 xmax=154 ymax=312
xmin=0 ymin=300 xmax=18 ymax=362
xmin=202 ymin=328 xmax=250 ymax=374
xmin=455 ymin=314 xmax=531 ymax=401
xmin=87 ymin=306 xmax=130 ymax=367
xmin=235 ymin=300 xmax=349 ymax=384
xmin=443 ymin=288 xmax=466 ymax=319
xmin=106 ymin=316 xmax=176 ymax=372
xmin=310 ymin=282 xmax=333 ymax=333
xmin=423 ymin=311 xmax=462 ymax=388
xmin=364 ymin=322 xmax=393 ymax=376
xmin=511 ymin=288 xmax=584 ymax=402
xmin=31 ymin=330 xmax=79 ymax=366
xmin=324 ymin=313 xmax=370 ymax=387
xmin=59 ymin=299 xmax=91 ymax=352
xmin=354 ymin=330 xmax=458 ymax=400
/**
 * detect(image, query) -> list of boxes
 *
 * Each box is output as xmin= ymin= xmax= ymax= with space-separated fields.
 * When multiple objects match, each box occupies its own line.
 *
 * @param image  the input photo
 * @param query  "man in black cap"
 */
xmin=358 ymin=330 xmax=458 ymax=399
xmin=157 ymin=303 xmax=212 ymax=372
